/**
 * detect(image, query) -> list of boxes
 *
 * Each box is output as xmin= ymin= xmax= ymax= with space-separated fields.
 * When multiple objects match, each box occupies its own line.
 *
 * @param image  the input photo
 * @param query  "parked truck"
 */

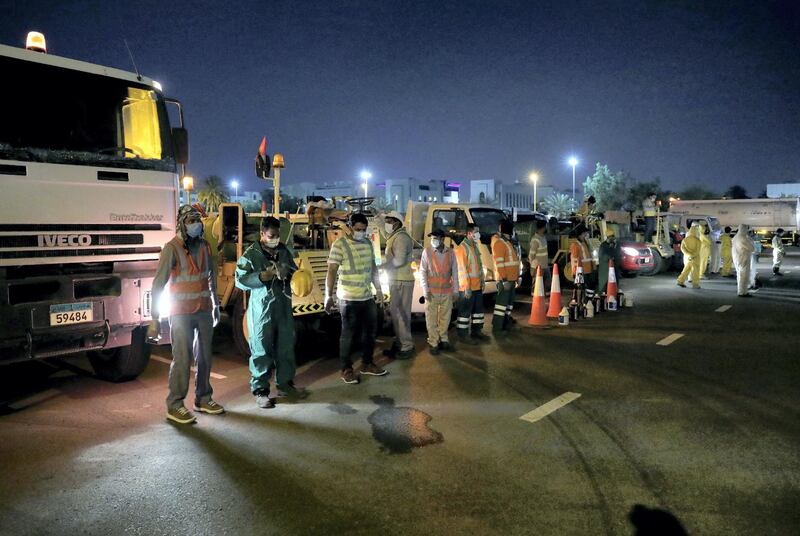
xmin=669 ymin=198 xmax=800 ymax=246
xmin=0 ymin=33 xmax=188 ymax=381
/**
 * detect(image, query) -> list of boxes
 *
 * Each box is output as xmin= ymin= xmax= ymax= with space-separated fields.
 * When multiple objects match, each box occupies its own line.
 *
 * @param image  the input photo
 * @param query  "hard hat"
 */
xmin=385 ymin=210 xmax=403 ymax=223
xmin=606 ymin=228 xmax=616 ymax=237
xmin=290 ymin=268 xmax=314 ymax=297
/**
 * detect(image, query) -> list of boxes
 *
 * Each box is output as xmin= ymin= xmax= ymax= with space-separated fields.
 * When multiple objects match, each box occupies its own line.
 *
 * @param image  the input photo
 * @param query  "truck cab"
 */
xmin=0 ymin=35 xmax=187 ymax=381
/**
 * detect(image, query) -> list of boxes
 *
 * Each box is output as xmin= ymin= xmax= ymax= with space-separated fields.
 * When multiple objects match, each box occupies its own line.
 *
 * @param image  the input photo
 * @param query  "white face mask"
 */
xmin=430 ymin=238 xmax=441 ymax=249
xmin=384 ymin=223 xmax=395 ymax=234
xmin=353 ymin=231 xmax=366 ymax=241
xmin=264 ymin=238 xmax=280 ymax=249
xmin=471 ymin=231 xmax=481 ymax=241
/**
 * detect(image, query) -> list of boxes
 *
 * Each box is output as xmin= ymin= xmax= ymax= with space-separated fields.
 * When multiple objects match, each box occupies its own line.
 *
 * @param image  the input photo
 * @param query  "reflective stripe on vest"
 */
xmin=385 ymin=229 xmax=415 ymax=282
xmin=531 ymin=236 xmax=548 ymax=263
xmin=167 ymin=237 xmax=213 ymax=315
xmin=492 ymin=235 xmax=520 ymax=281
xmin=337 ymin=237 xmax=374 ymax=299
xmin=426 ymin=247 xmax=454 ymax=295
xmin=571 ymin=239 xmax=593 ymax=274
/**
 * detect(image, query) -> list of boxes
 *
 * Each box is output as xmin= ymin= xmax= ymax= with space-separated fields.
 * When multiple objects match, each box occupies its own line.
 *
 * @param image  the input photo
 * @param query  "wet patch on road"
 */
xmin=327 ymin=402 xmax=358 ymax=415
xmin=367 ymin=395 xmax=443 ymax=454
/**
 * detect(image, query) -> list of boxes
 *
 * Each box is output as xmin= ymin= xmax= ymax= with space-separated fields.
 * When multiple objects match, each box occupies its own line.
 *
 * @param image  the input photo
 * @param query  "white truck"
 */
xmin=670 ymin=198 xmax=800 ymax=246
xmin=0 ymin=34 xmax=188 ymax=381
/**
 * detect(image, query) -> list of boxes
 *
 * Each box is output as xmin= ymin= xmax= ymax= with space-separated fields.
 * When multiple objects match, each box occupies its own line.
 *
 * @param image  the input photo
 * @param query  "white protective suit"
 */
xmin=772 ymin=234 xmax=786 ymax=273
xmin=732 ymin=224 xmax=756 ymax=296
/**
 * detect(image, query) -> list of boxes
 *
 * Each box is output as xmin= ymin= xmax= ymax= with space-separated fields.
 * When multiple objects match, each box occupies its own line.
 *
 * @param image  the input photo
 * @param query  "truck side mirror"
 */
xmin=171 ymin=127 xmax=189 ymax=165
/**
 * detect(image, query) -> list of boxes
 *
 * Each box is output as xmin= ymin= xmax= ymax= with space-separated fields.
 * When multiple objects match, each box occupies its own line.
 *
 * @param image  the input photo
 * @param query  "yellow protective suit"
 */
xmin=720 ymin=234 xmax=733 ymax=276
xmin=677 ymin=225 xmax=702 ymax=288
xmin=698 ymin=225 xmax=712 ymax=278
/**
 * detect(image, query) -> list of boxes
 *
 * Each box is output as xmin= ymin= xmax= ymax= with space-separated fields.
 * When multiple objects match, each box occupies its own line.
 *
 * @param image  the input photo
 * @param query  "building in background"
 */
xmin=468 ymin=179 xmax=555 ymax=212
xmin=767 ymin=183 xmax=800 ymax=198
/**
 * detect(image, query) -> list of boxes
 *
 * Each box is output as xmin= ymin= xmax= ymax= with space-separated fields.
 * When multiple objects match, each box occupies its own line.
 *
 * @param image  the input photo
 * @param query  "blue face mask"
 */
xmin=186 ymin=222 xmax=203 ymax=238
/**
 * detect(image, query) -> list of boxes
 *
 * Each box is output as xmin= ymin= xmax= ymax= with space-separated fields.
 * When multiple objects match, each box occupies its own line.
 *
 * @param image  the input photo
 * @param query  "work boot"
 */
xmin=471 ymin=332 xmax=490 ymax=342
xmin=193 ymin=399 xmax=225 ymax=415
xmin=395 ymin=348 xmax=415 ymax=360
xmin=277 ymin=384 xmax=309 ymax=400
xmin=341 ymin=368 xmax=360 ymax=384
xmin=166 ymin=406 xmax=196 ymax=424
xmin=382 ymin=342 xmax=400 ymax=358
xmin=439 ymin=341 xmax=454 ymax=352
xmin=429 ymin=344 xmax=440 ymax=356
xmin=458 ymin=334 xmax=477 ymax=345
xmin=255 ymin=393 xmax=275 ymax=409
xmin=677 ymin=282 xmax=686 ymax=288
xmin=360 ymin=363 xmax=388 ymax=376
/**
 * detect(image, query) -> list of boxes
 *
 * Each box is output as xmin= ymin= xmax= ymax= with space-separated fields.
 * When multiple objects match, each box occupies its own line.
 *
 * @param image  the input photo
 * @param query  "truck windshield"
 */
xmin=0 ymin=55 xmax=175 ymax=171
xmin=470 ymin=208 xmax=510 ymax=243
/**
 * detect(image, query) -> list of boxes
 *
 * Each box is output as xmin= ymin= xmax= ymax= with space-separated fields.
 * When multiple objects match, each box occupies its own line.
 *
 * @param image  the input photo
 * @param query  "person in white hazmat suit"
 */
xmin=772 ymin=229 xmax=786 ymax=276
xmin=732 ymin=224 xmax=755 ymax=298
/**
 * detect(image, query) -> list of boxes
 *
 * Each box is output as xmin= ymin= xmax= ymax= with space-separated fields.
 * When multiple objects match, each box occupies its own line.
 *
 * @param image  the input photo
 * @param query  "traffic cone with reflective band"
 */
xmin=606 ymin=259 xmax=619 ymax=311
xmin=528 ymin=266 xmax=548 ymax=326
xmin=546 ymin=263 xmax=562 ymax=318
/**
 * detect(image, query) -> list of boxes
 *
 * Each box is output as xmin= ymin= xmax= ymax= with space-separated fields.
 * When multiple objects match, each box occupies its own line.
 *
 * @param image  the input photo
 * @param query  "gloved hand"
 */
xmin=324 ymin=295 xmax=335 ymax=315
xmin=465 ymin=288 xmax=473 ymax=299
xmin=259 ymin=265 xmax=277 ymax=282
xmin=425 ymin=293 xmax=433 ymax=303
xmin=212 ymin=305 xmax=221 ymax=327
xmin=375 ymin=289 xmax=385 ymax=306
xmin=146 ymin=319 xmax=160 ymax=341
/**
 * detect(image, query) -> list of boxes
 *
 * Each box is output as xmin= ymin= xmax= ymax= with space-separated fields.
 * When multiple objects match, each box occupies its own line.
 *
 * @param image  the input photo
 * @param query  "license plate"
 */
xmin=50 ymin=302 xmax=94 ymax=326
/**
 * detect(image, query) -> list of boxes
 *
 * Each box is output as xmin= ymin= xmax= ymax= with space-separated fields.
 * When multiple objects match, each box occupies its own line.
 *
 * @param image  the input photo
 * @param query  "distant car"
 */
xmin=618 ymin=240 xmax=655 ymax=276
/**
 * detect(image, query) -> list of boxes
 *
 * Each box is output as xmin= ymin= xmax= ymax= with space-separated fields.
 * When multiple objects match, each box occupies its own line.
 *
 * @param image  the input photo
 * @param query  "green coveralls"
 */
xmin=235 ymin=242 xmax=297 ymax=395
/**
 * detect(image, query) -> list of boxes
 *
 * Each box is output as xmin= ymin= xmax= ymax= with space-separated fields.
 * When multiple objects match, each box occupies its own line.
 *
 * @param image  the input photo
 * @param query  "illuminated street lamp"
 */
xmin=231 ymin=179 xmax=239 ymax=199
xmin=567 ymin=156 xmax=578 ymax=201
xmin=182 ymin=175 xmax=194 ymax=205
xmin=360 ymin=170 xmax=372 ymax=197
xmin=529 ymin=172 xmax=539 ymax=211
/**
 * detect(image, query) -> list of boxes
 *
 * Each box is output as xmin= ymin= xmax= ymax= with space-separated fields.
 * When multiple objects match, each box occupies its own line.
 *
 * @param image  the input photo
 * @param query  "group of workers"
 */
xmin=676 ymin=221 xmax=787 ymax=297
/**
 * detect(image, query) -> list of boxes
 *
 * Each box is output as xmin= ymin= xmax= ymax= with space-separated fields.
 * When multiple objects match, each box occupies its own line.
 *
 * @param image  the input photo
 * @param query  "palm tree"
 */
xmin=196 ymin=175 xmax=229 ymax=213
xmin=542 ymin=193 xmax=575 ymax=218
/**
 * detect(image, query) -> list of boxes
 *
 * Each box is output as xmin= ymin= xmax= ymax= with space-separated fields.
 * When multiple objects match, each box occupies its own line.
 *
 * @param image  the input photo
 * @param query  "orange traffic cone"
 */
xmin=606 ymin=259 xmax=619 ymax=310
xmin=528 ymin=266 xmax=548 ymax=326
xmin=546 ymin=263 xmax=562 ymax=318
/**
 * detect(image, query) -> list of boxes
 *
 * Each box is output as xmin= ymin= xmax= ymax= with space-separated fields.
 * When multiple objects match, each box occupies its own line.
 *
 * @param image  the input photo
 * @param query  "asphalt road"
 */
xmin=1 ymin=250 xmax=799 ymax=536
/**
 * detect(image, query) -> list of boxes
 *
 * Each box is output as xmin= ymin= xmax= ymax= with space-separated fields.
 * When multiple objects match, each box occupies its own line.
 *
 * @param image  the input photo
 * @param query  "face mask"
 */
xmin=471 ymin=231 xmax=481 ymax=241
xmin=263 ymin=238 xmax=280 ymax=249
xmin=430 ymin=238 xmax=441 ymax=249
xmin=385 ymin=223 xmax=395 ymax=234
xmin=185 ymin=222 xmax=203 ymax=238
xmin=353 ymin=231 xmax=366 ymax=241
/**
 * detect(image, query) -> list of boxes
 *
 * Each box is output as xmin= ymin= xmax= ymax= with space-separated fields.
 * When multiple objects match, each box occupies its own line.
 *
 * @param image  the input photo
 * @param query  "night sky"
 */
xmin=3 ymin=0 xmax=799 ymax=196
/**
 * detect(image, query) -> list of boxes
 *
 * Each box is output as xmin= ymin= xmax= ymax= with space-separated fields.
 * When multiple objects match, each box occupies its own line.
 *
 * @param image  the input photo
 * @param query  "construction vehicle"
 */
xmin=399 ymin=201 xmax=508 ymax=314
xmin=670 ymin=198 xmax=800 ymax=246
xmin=0 ymin=33 xmax=188 ymax=381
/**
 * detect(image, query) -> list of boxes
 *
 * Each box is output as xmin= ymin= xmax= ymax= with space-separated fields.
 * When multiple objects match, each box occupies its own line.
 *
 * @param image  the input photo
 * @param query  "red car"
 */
xmin=618 ymin=240 xmax=655 ymax=276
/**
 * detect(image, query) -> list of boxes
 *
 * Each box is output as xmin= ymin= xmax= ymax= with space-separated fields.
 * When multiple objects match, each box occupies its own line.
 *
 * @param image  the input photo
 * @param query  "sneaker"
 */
xmin=360 ymin=363 xmax=388 ymax=376
xmin=471 ymin=332 xmax=490 ymax=342
xmin=255 ymin=393 xmax=275 ymax=408
xmin=738 ymin=293 xmax=753 ymax=298
xmin=429 ymin=344 xmax=440 ymax=356
xmin=166 ymin=406 xmax=196 ymax=424
xmin=439 ymin=341 xmax=454 ymax=352
xmin=677 ymin=282 xmax=686 ymax=288
xmin=194 ymin=399 xmax=225 ymax=415
xmin=277 ymin=384 xmax=309 ymax=399
xmin=341 ymin=368 xmax=360 ymax=384
xmin=395 ymin=348 xmax=415 ymax=360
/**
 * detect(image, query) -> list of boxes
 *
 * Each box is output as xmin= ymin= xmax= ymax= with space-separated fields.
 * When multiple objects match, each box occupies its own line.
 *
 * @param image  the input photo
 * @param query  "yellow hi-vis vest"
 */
xmin=385 ymin=228 xmax=414 ymax=282
xmin=643 ymin=199 xmax=657 ymax=217
xmin=335 ymin=236 xmax=374 ymax=301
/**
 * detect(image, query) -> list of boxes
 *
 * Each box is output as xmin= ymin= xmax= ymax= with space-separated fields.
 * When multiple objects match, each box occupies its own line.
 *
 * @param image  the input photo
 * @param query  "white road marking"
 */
xmin=656 ymin=333 xmax=685 ymax=346
xmin=784 ymin=271 xmax=792 ymax=274
xmin=519 ymin=392 xmax=581 ymax=423
xmin=150 ymin=355 xmax=227 ymax=379
xmin=715 ymin=305 xmax=732 ymax=313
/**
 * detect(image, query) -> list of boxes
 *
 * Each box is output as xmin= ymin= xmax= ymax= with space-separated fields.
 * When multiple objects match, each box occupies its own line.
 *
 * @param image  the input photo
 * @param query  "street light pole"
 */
xmin=568 ymin=156 xmax=578 ymax=201
xmin=360 ymin=170 xmax=372 ymax=197
xmin=529 ymin=172 xmax=539 ymax=212
xmin=231 ymin=179 xmax=239 ymax=199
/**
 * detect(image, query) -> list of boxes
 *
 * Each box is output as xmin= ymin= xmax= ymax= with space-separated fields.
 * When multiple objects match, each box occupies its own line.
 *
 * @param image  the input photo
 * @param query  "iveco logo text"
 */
xmin=37 ymin=234 xmax=92 ymax=247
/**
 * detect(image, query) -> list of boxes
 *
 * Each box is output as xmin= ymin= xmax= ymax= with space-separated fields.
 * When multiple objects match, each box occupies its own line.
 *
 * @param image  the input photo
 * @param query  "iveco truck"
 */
xmin=0 ymin=33 xmax=188 ymax=381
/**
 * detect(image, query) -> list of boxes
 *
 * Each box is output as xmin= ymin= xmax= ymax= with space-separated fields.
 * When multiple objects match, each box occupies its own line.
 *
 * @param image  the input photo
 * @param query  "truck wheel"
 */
xmin=232 ymin=294 xmax=251 ymax=360
xmin=640 ymin=249 xmax=663 ymax=276
xmin=88 ymin=326 xmax=151 ymax=382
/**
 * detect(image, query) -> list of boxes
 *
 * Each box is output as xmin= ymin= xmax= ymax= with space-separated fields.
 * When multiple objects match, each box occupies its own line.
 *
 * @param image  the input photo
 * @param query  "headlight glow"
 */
xmin=622 ymin=246 xmax=639 ymax=256
xmin=157 ymin=291 xmax=171 ymax=319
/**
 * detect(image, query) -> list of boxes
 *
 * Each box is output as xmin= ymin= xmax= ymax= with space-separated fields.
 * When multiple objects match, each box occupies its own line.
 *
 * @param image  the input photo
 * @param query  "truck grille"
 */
xmin=0 ymin=247 xmax=161 ymax=259
xmin=0 ymin=234 xmax=145 ymax=248
xmin=304 ymin=252 xmax=332 ymax=293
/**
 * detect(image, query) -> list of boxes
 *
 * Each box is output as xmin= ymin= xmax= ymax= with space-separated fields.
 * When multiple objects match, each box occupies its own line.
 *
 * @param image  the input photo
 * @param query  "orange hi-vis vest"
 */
xmin=425 ymin=247 xmax=455 ymax=295
xmin=491 ymin=234 xmax=520 ymax=281
xmin=570 ymin=238 xmax=594 ymax=274
xmin=166 ymin=236 xmax=213 ymax=316
xmin=455 ymin=239 xmax=482 ymax=292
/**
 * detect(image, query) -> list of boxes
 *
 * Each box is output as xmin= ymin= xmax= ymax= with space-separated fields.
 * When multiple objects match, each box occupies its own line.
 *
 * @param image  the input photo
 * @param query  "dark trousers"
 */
xmin=644 ymin=216 xmax=656 ymax=242
xmin=339 ymin=299 xmax=377 ymax=371
xmin=456 ymin=290 xmax=484 ymax=337
xmin=493 ymin=281 xmax=517 ymax=331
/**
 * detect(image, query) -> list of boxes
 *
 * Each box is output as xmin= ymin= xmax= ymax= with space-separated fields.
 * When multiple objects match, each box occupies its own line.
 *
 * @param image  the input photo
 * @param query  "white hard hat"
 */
xmin=385 ymin=210 xmax=403 ymax=223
